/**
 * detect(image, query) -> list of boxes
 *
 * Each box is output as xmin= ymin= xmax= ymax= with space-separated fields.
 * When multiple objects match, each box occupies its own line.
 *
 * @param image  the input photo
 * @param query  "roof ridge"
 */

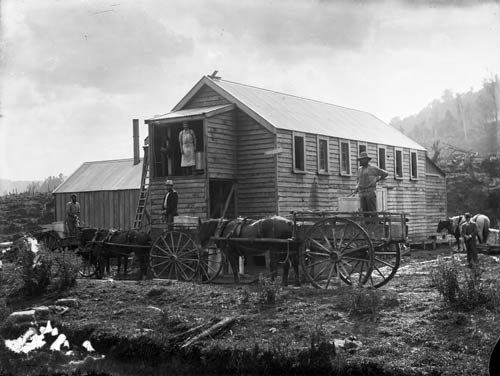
xmin=82 ymin=157 xmax=139 ymax=165
xmin=210 ymin=76 xmax=373 ymax=116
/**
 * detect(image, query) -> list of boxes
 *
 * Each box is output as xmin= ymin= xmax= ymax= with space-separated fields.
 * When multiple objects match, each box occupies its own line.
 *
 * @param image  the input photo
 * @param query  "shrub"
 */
xmin=429 ymin=257 xmax=498 ymax=311
xmin=3 ymin=237 xmax=81 ymax=297
xmin=348 ymin=285 xmax=380 ymax=316
xmin=256 ymin=275 xmax=282 ymax=305
xmin=49 ymin=248 xmax=81 ymax=291
xmin=429 ymin=257 xmax=460 ymax=303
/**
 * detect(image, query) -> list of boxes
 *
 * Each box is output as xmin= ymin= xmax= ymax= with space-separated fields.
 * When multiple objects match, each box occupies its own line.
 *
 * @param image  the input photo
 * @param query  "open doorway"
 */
xmin=151 ymin=120 xmax=205 ymax=178
xmin=209 ymin=180 xmax=236 ymax=219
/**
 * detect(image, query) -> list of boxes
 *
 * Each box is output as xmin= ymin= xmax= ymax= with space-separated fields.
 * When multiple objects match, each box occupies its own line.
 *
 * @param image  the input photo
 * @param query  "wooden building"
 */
xmin=144 ymin=75 xmax=446 ymax=242
xmin=52 ymin=158 xmax=142 ymax=230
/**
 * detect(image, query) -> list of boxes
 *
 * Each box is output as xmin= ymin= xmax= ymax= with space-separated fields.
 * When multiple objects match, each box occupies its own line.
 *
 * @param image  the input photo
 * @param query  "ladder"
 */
xmin=132 ymin=151 xmax=150 ymax=230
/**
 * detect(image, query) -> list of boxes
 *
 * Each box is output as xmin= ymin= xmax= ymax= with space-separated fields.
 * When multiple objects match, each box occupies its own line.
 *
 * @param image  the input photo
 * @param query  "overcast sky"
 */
xmin=1 ymin=0 xmax=499 ymax=181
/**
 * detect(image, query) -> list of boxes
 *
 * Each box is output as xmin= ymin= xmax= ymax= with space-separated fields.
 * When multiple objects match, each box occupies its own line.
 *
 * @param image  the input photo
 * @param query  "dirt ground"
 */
xmin=2 ymin=246 xmax=499 ymax=376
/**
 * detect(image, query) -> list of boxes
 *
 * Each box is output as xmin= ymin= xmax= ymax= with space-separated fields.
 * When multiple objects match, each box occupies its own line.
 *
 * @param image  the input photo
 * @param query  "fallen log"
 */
xmin=170 ymin=322 xmax=208 ymax=344
xmin=181 ymin=316 xmax=239 ymax=349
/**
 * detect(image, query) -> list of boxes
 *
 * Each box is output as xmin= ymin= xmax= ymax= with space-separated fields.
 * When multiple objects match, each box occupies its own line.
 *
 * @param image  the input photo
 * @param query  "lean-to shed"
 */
xmin=52 ymin=158 xmax=142 ymax=230
xmin=144 ymin=75 xmax=446 ymax=242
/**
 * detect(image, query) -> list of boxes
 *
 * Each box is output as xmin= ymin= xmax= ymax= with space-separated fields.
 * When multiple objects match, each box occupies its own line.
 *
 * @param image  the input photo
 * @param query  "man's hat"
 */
xmin=465 ymin=212 xmax=471 ymax=219
xmin=358 ymin=151 xmax=372 ymax=161
xmin=165 ymin=179 xmax=173 ymax=185
xmin=71 ymin=194 xmax=77 ymax=198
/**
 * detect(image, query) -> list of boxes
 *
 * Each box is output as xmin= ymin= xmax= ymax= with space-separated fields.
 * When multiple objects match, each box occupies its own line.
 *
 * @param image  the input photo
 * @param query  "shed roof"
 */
xmin=167 ymin=76 xmax=425 ymax=151
xmin=53 ymin=158 xmax=142 ymax=193
xmin=149 ymin=104 xmax=234 ymax=122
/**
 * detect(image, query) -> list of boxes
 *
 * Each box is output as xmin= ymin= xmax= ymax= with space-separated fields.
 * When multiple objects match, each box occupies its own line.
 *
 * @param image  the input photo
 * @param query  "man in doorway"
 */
xmin=354 ymin=151 xmax=388 ymax=213
xmin=162 ymin=179 xmax=178 ymax=230
xmin=66 ymin=194 xmax=80 ymax=235
xmin=462 ymin=212 xmax=478 ymax=267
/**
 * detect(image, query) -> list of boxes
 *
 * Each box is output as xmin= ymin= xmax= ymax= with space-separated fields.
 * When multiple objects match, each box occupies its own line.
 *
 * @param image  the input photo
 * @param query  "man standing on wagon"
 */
xmin=354 ymin=152 xmax=388 ymax=214
xmin=66 ymin=193 xmax=80 ymax=235
xmin=162 ymin=179 xmax=178 ymax=230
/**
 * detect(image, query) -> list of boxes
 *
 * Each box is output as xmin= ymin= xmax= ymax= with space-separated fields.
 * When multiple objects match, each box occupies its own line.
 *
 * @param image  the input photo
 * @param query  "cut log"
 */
xmin=181 ymin=316 xmax=238 ymax=349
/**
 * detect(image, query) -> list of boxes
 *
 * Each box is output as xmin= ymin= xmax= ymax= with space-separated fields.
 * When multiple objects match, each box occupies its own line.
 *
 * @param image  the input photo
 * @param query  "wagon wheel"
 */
xmin=77 ymin=243 xmax=97 ymax=278
xmin=301 ymin=217 xmax=374 ymax=288
xmin=150 ymin=230 xmax=199 ymax=281
xmin=39 ymin=232 xmax=62 ymax=251
xmin=197 ymin=246 xmax=224 ymax=283
xmin=366 ymin=242 xmax=401 ymax=288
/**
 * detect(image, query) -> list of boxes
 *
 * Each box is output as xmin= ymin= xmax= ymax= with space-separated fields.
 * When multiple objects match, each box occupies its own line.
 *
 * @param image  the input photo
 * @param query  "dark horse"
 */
xmin=86 ymin=229 xmax=151 ymax=279
xmin=198 ymin=216 xmax=300 ymax=286
xmin=437 ymin=215 xmax=465 ymax=251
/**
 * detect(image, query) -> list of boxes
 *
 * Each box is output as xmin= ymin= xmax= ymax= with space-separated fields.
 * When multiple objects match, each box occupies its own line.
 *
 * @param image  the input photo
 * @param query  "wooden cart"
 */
xmin=148 ymin=211 xmax=408 ymax=288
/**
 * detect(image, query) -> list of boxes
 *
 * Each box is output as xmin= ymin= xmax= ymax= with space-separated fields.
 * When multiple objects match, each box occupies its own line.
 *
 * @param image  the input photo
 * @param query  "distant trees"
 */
xmin=392 ymin=75 xmax=500 ymax=158
xmin=391 ymin=74 xmax=500 ymax=226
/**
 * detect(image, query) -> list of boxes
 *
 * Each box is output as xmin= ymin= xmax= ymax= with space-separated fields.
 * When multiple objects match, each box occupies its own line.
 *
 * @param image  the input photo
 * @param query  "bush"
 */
xmin=3 ymin=237 xmax=81 ymax=298
xmin=49 ymin=248 xmax=81 ymax=291
xmin=430 ymin=257 xmax=498 ymax=310
xmin=348 ymin=285 xmax=380 ymax=316
xmin=429 ymin=257 xmax=460 ymax=303
xmin=256 ymin=275 xmax=282 ymax=305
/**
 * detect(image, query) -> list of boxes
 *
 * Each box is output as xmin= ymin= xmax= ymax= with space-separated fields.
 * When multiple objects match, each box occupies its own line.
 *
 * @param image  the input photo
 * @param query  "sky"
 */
xmin=0 ymin=0 xmax=499 ymax=181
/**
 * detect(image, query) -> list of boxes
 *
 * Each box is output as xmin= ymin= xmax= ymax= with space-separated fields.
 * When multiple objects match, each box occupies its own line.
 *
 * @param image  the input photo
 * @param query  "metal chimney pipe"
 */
xmin=133 ymin=119 xmax=140 ymax=165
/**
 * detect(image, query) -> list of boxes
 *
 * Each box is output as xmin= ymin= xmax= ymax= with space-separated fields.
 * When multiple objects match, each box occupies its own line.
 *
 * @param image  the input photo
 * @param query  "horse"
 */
xmin=471 ymin=214 xmax=490 ymax=244
xmin=198 ymin=216 xmax=300 ymax=286
xmin=437 ymin=215 xmax=465 ymax=251
xmin=88 ymin=229 xmax=151 ymax=279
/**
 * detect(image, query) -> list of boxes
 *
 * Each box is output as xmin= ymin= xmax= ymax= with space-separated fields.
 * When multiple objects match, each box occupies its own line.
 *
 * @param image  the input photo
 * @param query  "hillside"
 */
xmin=390 ymin=76 xmax=499 ymax=163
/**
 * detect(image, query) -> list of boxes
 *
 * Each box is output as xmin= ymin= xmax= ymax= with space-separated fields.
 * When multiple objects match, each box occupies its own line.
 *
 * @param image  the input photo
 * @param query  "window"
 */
xmin=395 ymin=148 xmax=403 ymax=179
xmin=358 ymin=142 xmax=367 ymax=155
xmin=317 ymin=137 xmax=329 ymax=173
xmin=410 ymin=151 xmax=418 ymax=179
xmin=293 ymin=133 xmax=305 ymax=172
xmin=339 ymin=140 xmax=351 ymax=175
xmin=378 ymin=146 xmax=386 ymax=170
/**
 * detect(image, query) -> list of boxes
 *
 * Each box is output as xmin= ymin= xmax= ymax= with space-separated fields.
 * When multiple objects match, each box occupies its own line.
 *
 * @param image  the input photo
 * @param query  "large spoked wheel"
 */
xmin=366 ymin=242 xmax=401 ymax=288
xmin=77 ymin=244 xmax=97 ymax=278
xmin=301 ymin=217 xmax=374 ymax=289
xmin=150 ymin=230 xmax=199 ymax=281
xmin=39 ymin=232 xmax=62 ymax=251
xmin=197 ymin=246 xmax=224 ymax=283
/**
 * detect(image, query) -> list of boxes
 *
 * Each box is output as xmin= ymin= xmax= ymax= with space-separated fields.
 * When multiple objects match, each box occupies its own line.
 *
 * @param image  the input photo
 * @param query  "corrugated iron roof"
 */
xmin=53 ymin=158 xmax=142 ymax=193
xmin=171 ymin=76 xmax=425 ymax=151
xmin=149 ymin=104 xmax=233 ymax=121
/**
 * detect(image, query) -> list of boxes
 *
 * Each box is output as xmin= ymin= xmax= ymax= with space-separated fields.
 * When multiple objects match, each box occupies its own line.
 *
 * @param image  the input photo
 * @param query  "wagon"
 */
xmin=35 ymin=221 xmax=102 ymax=277
xmin=36 ymin=221 xmax=81 ymax=251
xmin=148 ymin=211 xmax=408 ymax=289
xmin=478 ymin=228 xmax=500 ymax=255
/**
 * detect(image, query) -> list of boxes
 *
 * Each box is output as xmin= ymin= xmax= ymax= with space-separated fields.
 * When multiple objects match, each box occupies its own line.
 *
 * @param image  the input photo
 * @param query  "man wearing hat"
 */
xmin=66 ymin=194 xmax=80 ymax=235
xmin=355 ymin=152 xmax=388 ymax=213
xmin=162 ymin=179 xmax=178 ymax=229
xmin=462 ymin=212 xmax=478 ymax=267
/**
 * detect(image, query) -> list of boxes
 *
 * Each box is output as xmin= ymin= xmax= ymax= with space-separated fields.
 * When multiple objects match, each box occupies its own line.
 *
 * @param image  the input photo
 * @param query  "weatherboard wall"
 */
xmin=235 ymin=110 xmax=278 ymax=217
xmin=274 ymin=129 xmax=436 ymax=242
xmin=54 ymin=190 xmax=139 ymax=230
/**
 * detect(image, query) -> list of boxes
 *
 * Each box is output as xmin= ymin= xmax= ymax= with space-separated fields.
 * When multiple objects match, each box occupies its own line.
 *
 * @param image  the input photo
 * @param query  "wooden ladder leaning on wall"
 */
xmin=132 ymin=150 xmax=150 ymax=231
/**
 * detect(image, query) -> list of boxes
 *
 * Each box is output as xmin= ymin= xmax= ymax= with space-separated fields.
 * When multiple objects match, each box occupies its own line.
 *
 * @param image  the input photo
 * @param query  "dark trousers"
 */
xmin=164 ymin=213 xmax=174 ymax=230
xmin=465 ymin=238 xmax=478 ymax=266
xmin=359 ymin=191 xmax=377 ymax=213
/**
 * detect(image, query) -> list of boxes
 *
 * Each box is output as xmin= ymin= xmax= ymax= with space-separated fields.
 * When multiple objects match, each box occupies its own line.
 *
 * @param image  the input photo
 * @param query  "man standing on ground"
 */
xmin=462 ymin=212 xmax=478 ymax=267
xmin=66 ymin=194 xmax=80 ymax=235
xmin=162 ymin=179 xmax=178 ymax=230
xmin=354 ymin=152 xmax=388 ymax=213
